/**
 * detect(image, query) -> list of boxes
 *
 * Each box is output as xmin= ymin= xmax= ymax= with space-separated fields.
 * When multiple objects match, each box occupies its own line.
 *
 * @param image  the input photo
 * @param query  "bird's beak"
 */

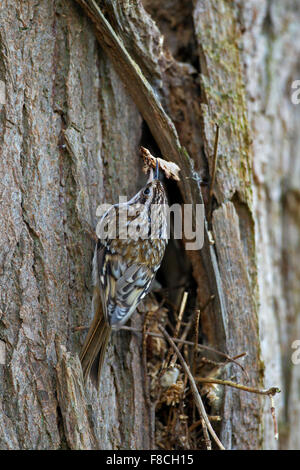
xmin=146 ymin=159 xmax=159 ymax=183
xmin=146 ymin=167 xmax=154 ymax=184
xmin=155 ymin=159 xmax=159 ymax=179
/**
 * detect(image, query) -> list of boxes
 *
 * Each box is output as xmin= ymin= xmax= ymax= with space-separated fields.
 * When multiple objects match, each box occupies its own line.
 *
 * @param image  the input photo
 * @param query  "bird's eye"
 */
xmin=144 ymin=187 xmax=150 ymax=195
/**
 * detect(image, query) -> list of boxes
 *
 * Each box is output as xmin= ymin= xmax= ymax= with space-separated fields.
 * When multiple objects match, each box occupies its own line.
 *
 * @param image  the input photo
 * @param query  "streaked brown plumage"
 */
xmin=80 ymin=167 xmax=168 ymax=387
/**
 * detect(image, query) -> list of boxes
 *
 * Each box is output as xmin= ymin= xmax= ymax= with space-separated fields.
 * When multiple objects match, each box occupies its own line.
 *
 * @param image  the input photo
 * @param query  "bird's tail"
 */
xmin=80 ymin=286 xmax=111 ymax=388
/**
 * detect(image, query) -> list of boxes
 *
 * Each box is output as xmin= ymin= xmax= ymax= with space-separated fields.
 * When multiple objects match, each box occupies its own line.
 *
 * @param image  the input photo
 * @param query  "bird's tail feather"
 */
xmin=80 ymin=287 xmax=111 ymax=388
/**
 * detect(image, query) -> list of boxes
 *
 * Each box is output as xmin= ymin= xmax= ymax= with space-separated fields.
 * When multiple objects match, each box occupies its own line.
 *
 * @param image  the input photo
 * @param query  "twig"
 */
xmin=201 ymin=417 xmax=212 ymax=450
xmin=199 ymin=357 xmax=227 ymax=368
xmin=74 ymin=326 xmax=87 ymax=331
xmin=269 ymin=395 xmax=279 ymax=440
xmin=192 ymin=309 xmax=201 ymax=426
xmin=189 ymin=416 xmax=221 ymax=433
xmin=120 ymin=325 xmax=246 ymax=372
xmin=209 ymin=124 xmax=220 ymax=200
xmin=192 ymin=309 xmax=201 ymax=377
xmin=196 ymin=377 xmax=281 ymax=397
xmin=198 ymin=353 xmax=248 ymax=372
xmin=158 ymin=325 xmax=225 ymax=450
xmin=174 ymin=292 xmax=188 ymax=339
xmin=177 ymin=316 xmax=194 ymax=346
xmin=197 ymin=376 xmax=280 ymax=441
xmin=208 ymin=124 xmax=219 ymax=223
xmin=169 ymin=292 xmax=188 ymax=368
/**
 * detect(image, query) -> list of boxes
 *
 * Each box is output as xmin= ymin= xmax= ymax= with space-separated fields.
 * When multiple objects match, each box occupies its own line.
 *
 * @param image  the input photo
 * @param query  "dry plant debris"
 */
xmin=132 ymin=291 xmax=281 ymax=450
xmin=140 ymin=146 xmax=181 ymax=181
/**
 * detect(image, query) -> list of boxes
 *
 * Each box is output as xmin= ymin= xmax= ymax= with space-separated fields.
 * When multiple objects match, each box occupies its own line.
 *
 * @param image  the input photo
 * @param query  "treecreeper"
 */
xmin=80 ymin=161 xmax=168 ymax=387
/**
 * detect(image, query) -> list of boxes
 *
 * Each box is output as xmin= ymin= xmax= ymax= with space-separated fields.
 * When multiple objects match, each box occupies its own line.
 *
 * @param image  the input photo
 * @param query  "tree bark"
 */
xmin=0 ymin=0 xmax=299 ymax=450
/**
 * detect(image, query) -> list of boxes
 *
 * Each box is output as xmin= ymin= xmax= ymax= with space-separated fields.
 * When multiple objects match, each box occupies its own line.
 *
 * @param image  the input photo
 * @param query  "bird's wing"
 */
xmin=97 ymin=242 xmax=153 ymax=327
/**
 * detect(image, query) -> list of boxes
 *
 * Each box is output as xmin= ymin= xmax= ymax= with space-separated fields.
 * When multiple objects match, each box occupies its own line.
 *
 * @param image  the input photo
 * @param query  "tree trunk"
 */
xmin=0 ymin=0 xmax=299 ymax=450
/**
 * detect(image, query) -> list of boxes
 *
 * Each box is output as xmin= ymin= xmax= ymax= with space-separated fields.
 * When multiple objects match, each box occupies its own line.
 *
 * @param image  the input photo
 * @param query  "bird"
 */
xmin=80 ymin=161 xmax=168 ymax=387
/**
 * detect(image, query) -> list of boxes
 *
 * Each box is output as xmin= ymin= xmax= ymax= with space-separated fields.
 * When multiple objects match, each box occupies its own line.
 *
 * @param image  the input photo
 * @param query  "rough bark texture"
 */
xmin=0 ymin=0 xmax=299 ymax=450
